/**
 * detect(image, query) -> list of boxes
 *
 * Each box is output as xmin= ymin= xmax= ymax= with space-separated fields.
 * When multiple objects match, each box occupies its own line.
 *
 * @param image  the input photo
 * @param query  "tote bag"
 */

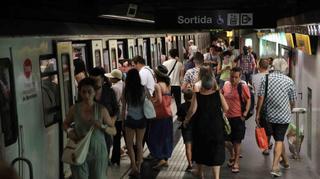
xmin=61 ymin=127 xmax=94 ymax=165
xmin=255 ymin=127 xmax=268 ymax=151
xmin=143 ymin=97 xmax=156 ymax=119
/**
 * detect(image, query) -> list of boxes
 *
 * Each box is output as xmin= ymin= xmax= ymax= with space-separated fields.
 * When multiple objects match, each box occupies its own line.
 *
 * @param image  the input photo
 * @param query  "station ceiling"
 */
xmin=0 ymin=0 xmax=319 ymax=29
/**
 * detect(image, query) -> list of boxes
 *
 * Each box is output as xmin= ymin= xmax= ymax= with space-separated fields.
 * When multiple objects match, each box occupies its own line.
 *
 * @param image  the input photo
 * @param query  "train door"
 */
xmin=127 ymin=39 xmax=136 ymax=59
xmin=137 ymin=38 xmax=143 ymax=57
xmin=150 ymin=38 xmax=156 ymax=68
xmin=91 ymin=40 xmax=103 ymax=68
xmin=55 ymin=41 xmax=76 ymax=178
xmin=108 ymin=40 xmax=119 ymax=70
xmin=143 ymin=38 xmax=151 ymax=66
xmin=278 ymin=44 xmax=293 ymax=77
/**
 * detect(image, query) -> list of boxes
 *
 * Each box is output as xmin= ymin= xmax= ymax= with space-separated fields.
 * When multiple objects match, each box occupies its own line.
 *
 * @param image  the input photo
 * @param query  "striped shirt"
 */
xmin=258 ymin=71 xmax=297 ymax=124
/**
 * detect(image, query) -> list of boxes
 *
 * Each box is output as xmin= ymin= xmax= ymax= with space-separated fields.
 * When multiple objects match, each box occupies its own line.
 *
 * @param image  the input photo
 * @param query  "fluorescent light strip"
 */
xmin=99 ymin=14 xmax=155 ymax=24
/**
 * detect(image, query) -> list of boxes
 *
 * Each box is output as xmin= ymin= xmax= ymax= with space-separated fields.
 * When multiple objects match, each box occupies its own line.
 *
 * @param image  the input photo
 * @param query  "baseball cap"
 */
xmin=105 ymin=69 xmax=123 ymax=80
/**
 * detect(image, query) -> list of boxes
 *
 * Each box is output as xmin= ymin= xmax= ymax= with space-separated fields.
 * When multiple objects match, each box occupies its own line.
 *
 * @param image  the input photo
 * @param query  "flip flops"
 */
xmin=231 ymin=166 xmax=240 ymax=173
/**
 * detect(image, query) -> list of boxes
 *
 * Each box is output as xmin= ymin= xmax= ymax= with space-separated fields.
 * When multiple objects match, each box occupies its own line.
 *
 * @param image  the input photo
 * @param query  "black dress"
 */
xmin=192 ymin=91 xmax=225 ymax=166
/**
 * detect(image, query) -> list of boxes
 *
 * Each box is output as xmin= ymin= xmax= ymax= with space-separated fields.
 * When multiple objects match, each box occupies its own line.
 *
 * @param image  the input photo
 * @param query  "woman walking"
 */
xmin=63 ymin=77 xmax=115 ymax=179
xmin=184 ymin=66 xmax=229 ymax=179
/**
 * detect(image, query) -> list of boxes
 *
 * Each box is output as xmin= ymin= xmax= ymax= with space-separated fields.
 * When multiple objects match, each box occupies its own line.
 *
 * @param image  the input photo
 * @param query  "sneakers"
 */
xmin=270 ymin=169 xmax=282 ymax=177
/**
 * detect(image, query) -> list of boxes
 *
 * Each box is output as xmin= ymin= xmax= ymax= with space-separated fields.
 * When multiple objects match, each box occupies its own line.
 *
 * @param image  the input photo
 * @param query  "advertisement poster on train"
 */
xmin=21 ymin=58 xmax=37 ymax=102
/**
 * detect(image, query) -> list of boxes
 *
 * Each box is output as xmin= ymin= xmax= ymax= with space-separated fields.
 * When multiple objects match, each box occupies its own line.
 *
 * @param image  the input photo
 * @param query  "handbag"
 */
xmin=143 ymin=87 xmax=156 ymax=119
xmin=222 ymin=110 xmax=231 ymax=135
xmin=255 ymin=127 xmax=268 ymax=151
xmin=143 ymin=97 xmax=156 ymax=119
xmin=61 ymin=127 xmax=94 ymax=165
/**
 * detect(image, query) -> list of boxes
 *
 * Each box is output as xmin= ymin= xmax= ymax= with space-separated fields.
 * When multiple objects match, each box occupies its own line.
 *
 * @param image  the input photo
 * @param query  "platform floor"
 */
xmin=107 ymin=117 xmax=319 ymax=179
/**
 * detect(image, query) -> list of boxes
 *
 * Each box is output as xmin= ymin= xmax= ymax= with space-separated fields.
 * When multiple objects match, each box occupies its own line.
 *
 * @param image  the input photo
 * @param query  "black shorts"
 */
xmin=270 ymin=123 xmax=289 ymax=141
xmin=228 ymin=117 xmax=246 ymax=144
xmin=260 ymin=115 xmax=273 ymax=136
xmin=125 ymin=116 xmax=147 ymax=129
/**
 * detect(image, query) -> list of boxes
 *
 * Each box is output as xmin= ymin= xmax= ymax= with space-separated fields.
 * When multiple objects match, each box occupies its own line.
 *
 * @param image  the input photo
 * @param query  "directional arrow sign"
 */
xmin=240 ymin=13 xmax=253 ymax=26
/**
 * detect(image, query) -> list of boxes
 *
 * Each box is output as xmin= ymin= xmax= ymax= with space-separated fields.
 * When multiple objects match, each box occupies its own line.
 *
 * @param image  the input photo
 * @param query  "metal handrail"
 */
xmin=11 ymin=157 xmax=33 ymax=179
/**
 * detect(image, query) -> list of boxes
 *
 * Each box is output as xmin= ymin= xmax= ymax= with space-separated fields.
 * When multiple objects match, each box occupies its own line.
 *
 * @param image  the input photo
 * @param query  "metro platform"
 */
xmin=105 ymin=101 xmax=319 ymax=179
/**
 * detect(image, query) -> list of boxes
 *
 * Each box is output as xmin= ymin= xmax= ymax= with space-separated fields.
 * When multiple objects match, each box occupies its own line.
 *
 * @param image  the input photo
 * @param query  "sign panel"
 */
xmin=156 ymin=10 xmax=275 ymax=29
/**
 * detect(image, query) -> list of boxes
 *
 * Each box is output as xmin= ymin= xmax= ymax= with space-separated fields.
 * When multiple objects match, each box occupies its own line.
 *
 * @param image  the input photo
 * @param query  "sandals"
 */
xmin=231 ymin=166 xmax=240 ymax=173
xmin=227 ymin=159 xmax=235 ymax=167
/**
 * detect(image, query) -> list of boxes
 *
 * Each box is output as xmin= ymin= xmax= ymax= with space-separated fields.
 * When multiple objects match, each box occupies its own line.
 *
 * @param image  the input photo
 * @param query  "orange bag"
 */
xmin=255 ymin=127 xmax=268 ymax=151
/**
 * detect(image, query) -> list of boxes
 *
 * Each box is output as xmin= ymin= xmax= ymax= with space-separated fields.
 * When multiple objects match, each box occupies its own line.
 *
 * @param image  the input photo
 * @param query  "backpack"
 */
xmin=237 ymin=82 xmax=255 ymax=120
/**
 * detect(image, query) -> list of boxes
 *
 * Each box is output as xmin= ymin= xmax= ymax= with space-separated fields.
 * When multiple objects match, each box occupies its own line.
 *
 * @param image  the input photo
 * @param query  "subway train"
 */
xmin=0 ymin=24 xmax=211 ymax=179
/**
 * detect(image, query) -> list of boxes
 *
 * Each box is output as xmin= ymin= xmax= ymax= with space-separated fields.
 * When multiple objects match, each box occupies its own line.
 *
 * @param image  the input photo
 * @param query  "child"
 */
xmin=177 ymin=89 xmax=193 ymax=172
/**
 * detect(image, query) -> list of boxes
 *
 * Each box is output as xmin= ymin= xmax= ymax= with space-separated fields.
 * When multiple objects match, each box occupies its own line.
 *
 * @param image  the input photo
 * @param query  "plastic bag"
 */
xmin=255 ymin=127 xmax=268 ymax=151
xmin=286 ymin=123 xmax=304 ymax=157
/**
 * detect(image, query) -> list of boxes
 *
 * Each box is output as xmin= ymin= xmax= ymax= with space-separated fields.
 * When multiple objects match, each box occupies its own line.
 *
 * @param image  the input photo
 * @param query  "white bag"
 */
xmin=143 ymin=97 xmax=156 ymax=119
xmin=61 ymin=127 xmax=94 ymax=165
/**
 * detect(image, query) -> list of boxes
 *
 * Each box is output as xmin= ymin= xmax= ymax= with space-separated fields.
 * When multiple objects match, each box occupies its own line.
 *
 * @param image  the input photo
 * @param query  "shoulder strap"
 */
xmin=145 ymin=66 xmax=156 ymax=81
xmin=264 ymin=74 xmax=269 ymax=101
xmin=168 ymin=60 xmax=178 ymax=76
xmin=237 ymin=82 xmax=245 ymax=112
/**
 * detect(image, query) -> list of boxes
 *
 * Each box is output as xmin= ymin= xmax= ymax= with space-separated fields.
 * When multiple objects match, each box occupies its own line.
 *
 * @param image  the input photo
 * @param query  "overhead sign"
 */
xmin=156 ymin=10 xmax=275 ymax=29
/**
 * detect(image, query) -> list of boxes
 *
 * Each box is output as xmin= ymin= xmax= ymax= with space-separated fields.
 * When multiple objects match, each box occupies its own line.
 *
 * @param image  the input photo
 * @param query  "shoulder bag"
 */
xmin=143 ymin=87 xmax=156 ymax=119
xmin=61 ymin=126 xmax=94 ymax=165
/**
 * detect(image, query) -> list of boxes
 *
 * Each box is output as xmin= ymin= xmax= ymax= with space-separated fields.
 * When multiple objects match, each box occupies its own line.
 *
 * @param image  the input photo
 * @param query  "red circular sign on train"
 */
xmin=23 ymin=58 xmax=32 ymax=79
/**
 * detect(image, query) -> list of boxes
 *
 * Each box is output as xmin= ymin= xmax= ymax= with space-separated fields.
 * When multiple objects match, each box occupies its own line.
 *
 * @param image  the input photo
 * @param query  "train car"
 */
xmin=0 ymin=25 xmax=210 ymax=179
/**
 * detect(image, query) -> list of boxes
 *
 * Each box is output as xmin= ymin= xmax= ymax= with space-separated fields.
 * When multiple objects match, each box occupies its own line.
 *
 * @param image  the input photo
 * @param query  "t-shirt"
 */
xmin=163 ymin=58 xmax=183 ymax=86
xmin=222 ymin=81 xmax=250 ymax=118
xmin=139 ymin=66 xmax=155 ymax=95
xmin=252 ymin=72 xmax=268 ymax=102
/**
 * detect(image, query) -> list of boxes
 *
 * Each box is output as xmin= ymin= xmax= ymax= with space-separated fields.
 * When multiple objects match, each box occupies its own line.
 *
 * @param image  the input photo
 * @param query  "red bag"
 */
xmin=255 ymin=127 xmax=268 ymax=151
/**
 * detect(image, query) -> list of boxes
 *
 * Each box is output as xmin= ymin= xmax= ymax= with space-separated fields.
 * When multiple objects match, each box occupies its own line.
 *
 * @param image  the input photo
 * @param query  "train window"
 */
xmin=94 ymin=50 xmax=101 ymax=67
xmin=143 ymin=41 xmax=147 ymax=61
xmin=0 ymin=58 xmax=18 ymax=146
xmin=110 ymin=48 xmax=117 ymax=70
xmin=151 ymin=44 xmax=155 ymax=68
xmin=61 ymin=54 xmax=73 ymax=111
xmin=39 ymin=55 xmax=61 ymax=127
xmin=117 ymin=42 xmax=124 ymax=60
xmin=103 ymin=49 xmax=110 ymax=73
xmin=139 ymin=45 xmax=143 ymax=56
xmin=129 ymin=46 xmax=134 ymax=59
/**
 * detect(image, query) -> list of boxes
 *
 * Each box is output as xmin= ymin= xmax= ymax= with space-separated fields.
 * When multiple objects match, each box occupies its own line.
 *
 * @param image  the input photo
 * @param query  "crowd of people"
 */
xmin=58 ymin=37 xmax=297 ymax=179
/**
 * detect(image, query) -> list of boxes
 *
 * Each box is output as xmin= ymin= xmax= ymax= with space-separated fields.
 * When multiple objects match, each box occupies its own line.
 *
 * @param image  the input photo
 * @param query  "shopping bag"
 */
xmin=255 ymin=127 xmax=268 ymax=151
xmin=222 ymin=113 xmax=231 ymax=135
xmin=61 ymin=127 xmax=94 ymax=165
xmin=286 ymin=123 xmax=304 ymax=156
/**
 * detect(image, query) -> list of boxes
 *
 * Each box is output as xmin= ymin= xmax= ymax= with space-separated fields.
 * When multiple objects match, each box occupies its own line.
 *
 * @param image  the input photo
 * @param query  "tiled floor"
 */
xmin=106 ymin=97 xmax=319 ymax=179
xmin=108 ymin=118 xmax=319 ymax=179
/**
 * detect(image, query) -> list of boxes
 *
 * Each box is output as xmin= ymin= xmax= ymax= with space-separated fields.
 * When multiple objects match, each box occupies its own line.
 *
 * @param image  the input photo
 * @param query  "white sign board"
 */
xmin=240 ymin=13 xmax=253 ymax=26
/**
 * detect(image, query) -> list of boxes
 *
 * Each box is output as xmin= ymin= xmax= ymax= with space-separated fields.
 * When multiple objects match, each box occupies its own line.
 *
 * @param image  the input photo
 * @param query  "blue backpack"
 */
xmin=237 ymin=82 xmax=255 ymax=120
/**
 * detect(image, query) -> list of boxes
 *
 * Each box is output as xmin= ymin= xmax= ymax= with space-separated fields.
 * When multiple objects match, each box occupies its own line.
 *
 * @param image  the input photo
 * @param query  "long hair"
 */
xmin=199 ymin=65 xmax=217 ymax=90
xmin=124 ymin=68 xmax=144 ymax=106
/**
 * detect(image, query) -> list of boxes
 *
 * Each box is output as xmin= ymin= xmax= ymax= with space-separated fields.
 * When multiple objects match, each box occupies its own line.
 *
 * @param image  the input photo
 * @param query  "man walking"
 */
xmin=255 ymin=61 xmax=297 ymax=177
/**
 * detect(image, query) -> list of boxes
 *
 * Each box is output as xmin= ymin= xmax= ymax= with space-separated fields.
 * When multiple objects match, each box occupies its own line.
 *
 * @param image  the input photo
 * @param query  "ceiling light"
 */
xmin=99 ymin=14 xmax=155 ymax=24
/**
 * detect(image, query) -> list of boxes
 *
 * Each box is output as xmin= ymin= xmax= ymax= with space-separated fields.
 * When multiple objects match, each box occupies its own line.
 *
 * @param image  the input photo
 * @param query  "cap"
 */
xmin=105 ymin=69 xmax=123 ymax=80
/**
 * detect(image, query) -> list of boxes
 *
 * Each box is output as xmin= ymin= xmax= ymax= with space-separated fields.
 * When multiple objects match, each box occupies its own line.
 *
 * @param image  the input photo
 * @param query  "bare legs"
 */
xmin=272 ymin=141 xmax=289 ymax=171
xmin=233 ymin=143 xmax=241 ymax=170
xmin=185 ymin=143 xmax=192 ymax=167
xmin=125 ymin=127 xmax=146 ymax=174
xmin=212 ymin=166 xmax=220 ymax=179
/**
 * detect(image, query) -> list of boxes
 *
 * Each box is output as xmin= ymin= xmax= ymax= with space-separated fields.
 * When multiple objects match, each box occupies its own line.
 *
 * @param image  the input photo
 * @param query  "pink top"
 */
xmin=222 ymin=81 xmax=250 ymax=118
